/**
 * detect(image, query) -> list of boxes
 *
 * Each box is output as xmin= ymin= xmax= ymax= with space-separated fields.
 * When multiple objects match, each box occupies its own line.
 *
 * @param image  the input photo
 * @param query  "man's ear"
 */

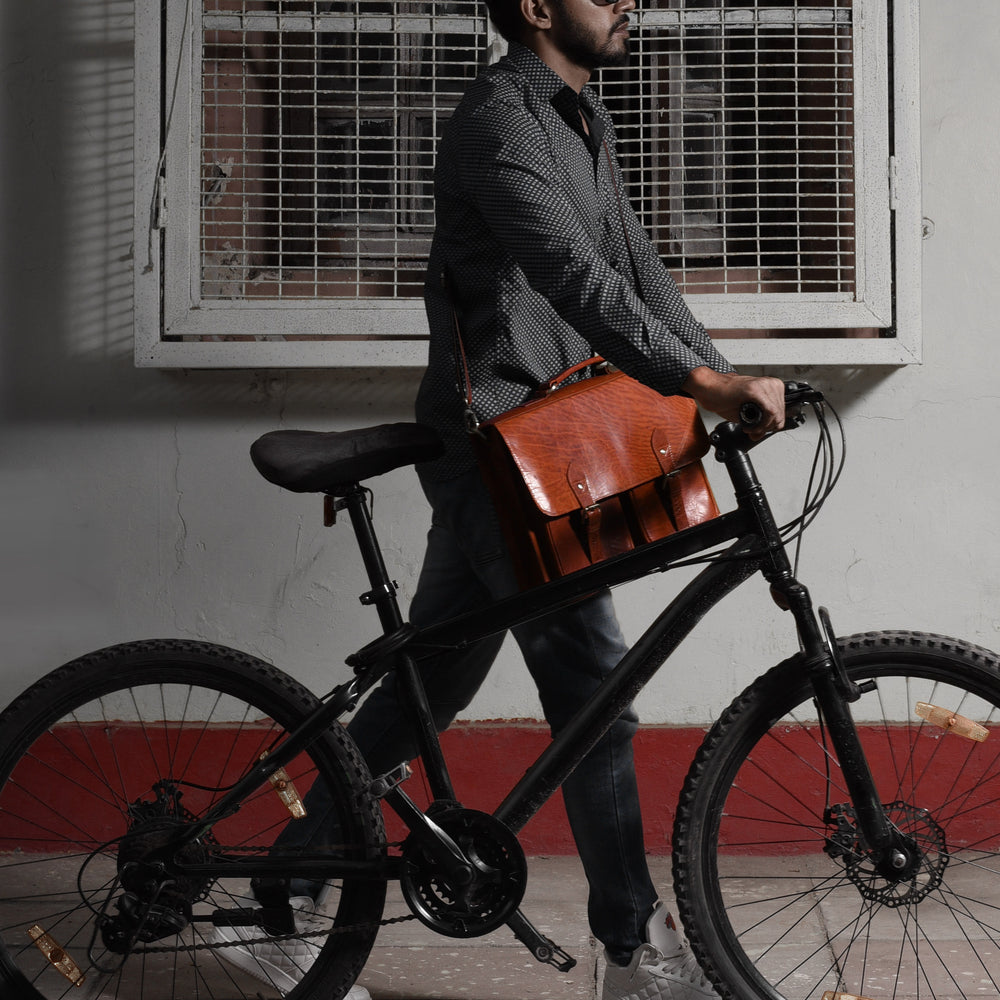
xmin=520 ymin=0 xmax=554 ymax=32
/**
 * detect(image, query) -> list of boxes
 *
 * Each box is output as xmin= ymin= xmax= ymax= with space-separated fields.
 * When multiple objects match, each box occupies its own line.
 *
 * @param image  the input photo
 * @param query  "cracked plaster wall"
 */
xmin=1 ymin=1 xmax=999 ymax=726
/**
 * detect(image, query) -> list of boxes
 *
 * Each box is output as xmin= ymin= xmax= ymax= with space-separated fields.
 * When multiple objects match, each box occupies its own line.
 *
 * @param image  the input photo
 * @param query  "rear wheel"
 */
xmin=674 ymin=631 xmax=1000 ymax=999
xmin=0 ymin=639 xmax=386 ymax=999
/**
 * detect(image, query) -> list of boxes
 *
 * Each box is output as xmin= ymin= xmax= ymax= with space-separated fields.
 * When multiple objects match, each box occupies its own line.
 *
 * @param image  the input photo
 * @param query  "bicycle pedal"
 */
xmin=507 ymin=910 xmax=576 ymax=972
xmin=370 ymin=761 xmax=412 ymax=799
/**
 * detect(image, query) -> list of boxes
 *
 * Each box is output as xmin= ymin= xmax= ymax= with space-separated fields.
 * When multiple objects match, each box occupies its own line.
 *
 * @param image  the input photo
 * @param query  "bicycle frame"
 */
xmin=175 ymin=417 xmax=909 ymax=895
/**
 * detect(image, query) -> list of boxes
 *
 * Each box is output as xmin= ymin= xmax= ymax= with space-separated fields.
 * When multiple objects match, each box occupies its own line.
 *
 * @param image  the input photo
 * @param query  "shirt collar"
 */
xmin=505 ymin=42 xmax=569 ymax=102
xmin=506 ymin=43 xmax=606 ymax=148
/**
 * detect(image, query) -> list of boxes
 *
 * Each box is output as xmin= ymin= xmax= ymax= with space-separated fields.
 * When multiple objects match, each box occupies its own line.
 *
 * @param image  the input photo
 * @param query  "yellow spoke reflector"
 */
xmin=261 ymin=752 xmax=307 ymax=818
xmin=27 ymin=925 xmax=85 ymax=987
xmin=915 ymin=702 xmax=989 ymax=742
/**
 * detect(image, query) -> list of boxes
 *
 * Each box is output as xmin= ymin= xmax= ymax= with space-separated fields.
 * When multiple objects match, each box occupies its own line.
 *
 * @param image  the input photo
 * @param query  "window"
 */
xmin=134 ymin=1 xmax=920 ymax=367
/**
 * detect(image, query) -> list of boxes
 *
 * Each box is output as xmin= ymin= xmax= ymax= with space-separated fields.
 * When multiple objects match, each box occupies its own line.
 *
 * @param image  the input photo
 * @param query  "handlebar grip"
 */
xmin=738 ymin=381 xmax=823 ymax=430
xmin=739 ymin=401 xmax=764 ymax=428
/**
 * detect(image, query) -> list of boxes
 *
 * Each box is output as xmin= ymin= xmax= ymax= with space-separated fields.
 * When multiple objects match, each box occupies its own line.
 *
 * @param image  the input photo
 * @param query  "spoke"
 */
xmin=896 ymin=900 xmax=976 ymax=999
xmin=170 ymin=684 xmax=222 ymax=784
xmin=48 ymin=722 xmax=130 ymax=815
xmin=934 ymin=879 xmax=1000 ymax=941
xmin=0 ymin=785 xmax=113 ymax=853
xmin=813 ymin=893 xmax=880 ymax=996
xmin=945 ymin=850 xmax=1000 ymax=883
xmin=766 ymin=883 xmax=878 ymax=992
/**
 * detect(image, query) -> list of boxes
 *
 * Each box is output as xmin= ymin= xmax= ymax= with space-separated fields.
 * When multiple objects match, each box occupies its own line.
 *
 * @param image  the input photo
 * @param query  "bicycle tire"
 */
xmin=0 ymin=639 xmax=386 ymax=1000
xmin=673 ymin=630 xmax=1000 ymax=1000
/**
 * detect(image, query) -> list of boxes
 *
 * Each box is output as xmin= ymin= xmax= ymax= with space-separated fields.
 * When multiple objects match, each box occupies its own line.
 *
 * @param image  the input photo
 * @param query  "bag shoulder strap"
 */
xmin=441 ymin=270 xmax=482 ymax=434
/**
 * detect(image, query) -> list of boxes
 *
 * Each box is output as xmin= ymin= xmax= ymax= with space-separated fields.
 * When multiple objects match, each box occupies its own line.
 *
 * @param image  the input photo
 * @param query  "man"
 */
xmin=406 ymin=3 xmax=783 ymax=998
xmin=217 ymin=1 xmax=785 ymax=997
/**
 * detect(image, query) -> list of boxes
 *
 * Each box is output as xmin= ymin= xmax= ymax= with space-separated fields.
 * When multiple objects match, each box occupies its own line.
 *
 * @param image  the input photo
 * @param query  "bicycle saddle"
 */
xmin=251 ymin=423 xmax=445 ymax=494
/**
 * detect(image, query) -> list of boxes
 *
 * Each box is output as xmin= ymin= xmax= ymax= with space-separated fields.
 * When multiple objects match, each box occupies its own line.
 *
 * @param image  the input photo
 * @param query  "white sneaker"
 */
xmin=602 ymin=901 xmax=718 ymax=1000
xmin=210 ymin=895 xmax=371 ymax=999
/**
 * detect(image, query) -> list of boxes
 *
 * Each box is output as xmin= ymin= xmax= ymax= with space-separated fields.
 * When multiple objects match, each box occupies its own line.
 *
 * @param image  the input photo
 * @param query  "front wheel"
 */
xmin=674 ymin=631 xmax=1000 ymax=1000
xmin=0 ymin=639 xmax=386 ymax=999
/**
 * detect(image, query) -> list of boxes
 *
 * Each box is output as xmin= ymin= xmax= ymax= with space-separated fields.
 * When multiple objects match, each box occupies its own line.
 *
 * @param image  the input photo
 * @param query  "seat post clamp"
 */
xmin=323 ymin=494 xmax=350 ymax=527
xmin=359 ymin=581 xmax=398 ymax=606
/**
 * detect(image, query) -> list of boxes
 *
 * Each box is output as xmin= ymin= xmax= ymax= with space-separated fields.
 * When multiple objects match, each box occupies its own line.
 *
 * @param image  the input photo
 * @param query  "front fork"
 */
xmin=721 ymin=430 xmax=916 ymax=880
xmin=776 ymin=578 xmax=918 ymax=878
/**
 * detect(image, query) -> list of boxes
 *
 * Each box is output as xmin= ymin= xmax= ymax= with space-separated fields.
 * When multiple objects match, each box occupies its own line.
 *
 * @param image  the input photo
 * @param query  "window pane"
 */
xmin=200 ymin=1 xmax=486 ymax=302
xmin=598 ymin=2 xmax=856 ymax=296
xmin=201 ymin=3 xmax=856 ymax=306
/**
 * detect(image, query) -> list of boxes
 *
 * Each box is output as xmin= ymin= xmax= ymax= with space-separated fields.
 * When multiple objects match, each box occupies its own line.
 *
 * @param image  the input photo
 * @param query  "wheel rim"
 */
xmin=692 ymin=656 xmax=1000 ymax=999
xmin=0 ymin=646 xmax=383 ymax=1000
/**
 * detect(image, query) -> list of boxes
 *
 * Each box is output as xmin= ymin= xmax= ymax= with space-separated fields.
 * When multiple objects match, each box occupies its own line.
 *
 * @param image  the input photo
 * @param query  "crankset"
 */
xmin=399 ymin=805 xmax=527 ymax=937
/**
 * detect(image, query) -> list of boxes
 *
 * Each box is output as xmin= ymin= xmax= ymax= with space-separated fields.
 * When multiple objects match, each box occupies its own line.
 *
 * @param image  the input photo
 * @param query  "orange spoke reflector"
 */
xmin=261 ymin=752 xmax=307 ymax=818
xmin=822 ymin=993 xmax=873 ymax=1000
xmin=28 ymin=925 xmax=85 ymax=987
xmin=915 ymin=702 xmax=989 ymax=742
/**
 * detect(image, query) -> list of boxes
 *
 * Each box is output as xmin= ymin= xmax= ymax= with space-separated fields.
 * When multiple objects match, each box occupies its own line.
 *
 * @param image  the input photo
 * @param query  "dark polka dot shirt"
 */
xmin=416 ymin=42 xmax=733 ymax=481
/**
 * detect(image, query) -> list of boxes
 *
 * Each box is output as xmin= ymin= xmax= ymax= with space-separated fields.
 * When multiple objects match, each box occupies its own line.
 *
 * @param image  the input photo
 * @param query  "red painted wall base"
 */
xmin=385 ymin=721 xmax=706 ymax=855
xmin=6 ymin=718 xmax=981 ymax=859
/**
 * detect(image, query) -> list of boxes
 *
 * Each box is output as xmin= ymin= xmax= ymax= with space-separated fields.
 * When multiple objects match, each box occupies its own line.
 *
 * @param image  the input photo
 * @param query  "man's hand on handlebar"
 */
xmin=681 ymin=368 xmax=787 ymax=440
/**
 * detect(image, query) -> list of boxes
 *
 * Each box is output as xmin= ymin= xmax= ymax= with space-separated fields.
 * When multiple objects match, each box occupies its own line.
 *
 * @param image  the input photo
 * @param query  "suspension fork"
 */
xmin=719 ymin=427 xmax=913 ymax=875
xmin=782 ymin=585 xmax=915 ymax=872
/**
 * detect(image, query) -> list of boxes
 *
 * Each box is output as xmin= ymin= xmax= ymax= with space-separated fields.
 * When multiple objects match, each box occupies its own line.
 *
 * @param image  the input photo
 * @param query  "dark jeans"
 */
xmin=274 ymin=467 xmax=657 ymax=962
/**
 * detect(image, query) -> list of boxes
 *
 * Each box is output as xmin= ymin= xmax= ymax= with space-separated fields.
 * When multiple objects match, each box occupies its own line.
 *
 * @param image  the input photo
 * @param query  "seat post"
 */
xmin=339 ymin=485 xmax=405 ymax=635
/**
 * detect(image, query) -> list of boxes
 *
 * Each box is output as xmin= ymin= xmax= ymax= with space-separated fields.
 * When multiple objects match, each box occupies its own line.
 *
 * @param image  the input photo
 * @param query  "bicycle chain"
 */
xmin=137 ymin=911 xmax=416 ymax=955
xmin=133 ymin=842 xmax=416 ymax=956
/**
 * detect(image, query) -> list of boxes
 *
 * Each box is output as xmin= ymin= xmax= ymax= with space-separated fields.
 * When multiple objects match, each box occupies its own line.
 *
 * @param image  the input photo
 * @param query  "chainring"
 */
xmin=399 ymin=806 xmax=527 ymax=937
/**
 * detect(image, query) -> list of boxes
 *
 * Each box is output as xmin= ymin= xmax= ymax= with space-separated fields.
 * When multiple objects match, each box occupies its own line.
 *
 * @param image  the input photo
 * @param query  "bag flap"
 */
xmin=480 ymin=370 xmax=710 ymax=517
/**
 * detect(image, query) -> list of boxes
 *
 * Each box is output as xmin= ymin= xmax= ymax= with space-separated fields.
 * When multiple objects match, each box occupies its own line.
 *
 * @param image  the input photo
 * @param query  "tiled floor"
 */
xmin=358 ymin=854 xmax=607 ymax=1000
xmin=7 ymin=853 xmax=997 ymax=999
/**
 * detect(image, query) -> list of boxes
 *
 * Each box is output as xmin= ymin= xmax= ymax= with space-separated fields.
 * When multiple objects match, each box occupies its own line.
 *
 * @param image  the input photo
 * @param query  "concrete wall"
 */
xmin=2 ymin=1 xmax=998 ymax=735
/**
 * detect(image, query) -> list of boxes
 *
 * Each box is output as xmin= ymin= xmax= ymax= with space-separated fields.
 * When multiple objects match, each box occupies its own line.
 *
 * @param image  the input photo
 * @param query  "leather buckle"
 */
xmin=464 ymin=407 xmax=483 ymax=436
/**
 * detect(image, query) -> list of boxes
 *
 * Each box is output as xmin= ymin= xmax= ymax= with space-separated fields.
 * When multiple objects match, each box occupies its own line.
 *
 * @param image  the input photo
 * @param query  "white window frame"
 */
xmin=134 ymin=2 xmax=921 ymax=369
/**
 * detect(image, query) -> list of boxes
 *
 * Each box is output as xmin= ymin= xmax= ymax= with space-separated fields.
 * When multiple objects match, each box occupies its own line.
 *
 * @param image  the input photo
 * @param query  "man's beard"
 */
xmin=557 ymin=12 xmax=631 ymax=70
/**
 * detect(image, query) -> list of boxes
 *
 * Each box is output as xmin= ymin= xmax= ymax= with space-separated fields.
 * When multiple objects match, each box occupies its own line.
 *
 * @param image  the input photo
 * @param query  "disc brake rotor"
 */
xmin=825 ymin=801 xmax=948 ymax=907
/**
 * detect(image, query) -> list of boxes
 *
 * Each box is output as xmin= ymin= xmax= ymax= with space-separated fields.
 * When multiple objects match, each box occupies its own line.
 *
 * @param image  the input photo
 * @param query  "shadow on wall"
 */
xmin=0 ymin=1 xmax=68 ymax=416
xmin=0 ymin=1 xmax=892 ymax=428
xmin=0 ymin=0 xmax=154 ymax=422
xmin=0 ymin=0 xmax=420 ymax=427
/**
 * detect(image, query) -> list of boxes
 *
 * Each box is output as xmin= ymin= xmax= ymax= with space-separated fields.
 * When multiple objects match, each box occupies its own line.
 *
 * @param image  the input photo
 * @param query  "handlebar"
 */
xmin=738 ymin=381 xmax=826 ymax=430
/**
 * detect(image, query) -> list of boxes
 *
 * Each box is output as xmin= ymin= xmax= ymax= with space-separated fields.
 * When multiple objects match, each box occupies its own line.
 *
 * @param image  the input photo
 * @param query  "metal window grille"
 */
xmin=199 ymin=1 xmax=857 ymax=305
xmin=601 ymin=1 xmax=857 ymax=297
xmin=200 ymin=1 xmax=487 ymax=303
xmin=138 ymin=0 xmax=920 ymax=364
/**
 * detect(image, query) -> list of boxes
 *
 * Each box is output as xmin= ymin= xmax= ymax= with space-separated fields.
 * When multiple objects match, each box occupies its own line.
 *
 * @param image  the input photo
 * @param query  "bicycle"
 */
xmin=2 ymin=382 xmax=1000 ymax=1000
